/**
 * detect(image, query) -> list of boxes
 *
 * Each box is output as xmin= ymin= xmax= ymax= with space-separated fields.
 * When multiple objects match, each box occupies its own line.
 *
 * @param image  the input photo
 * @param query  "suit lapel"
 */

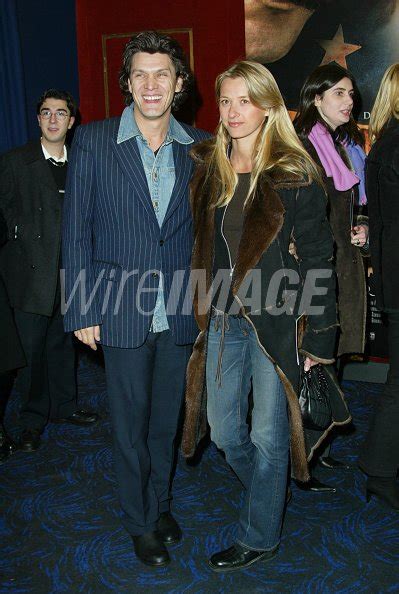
xmin=162 ymin=140 xmax=193 ymax=226
xmin=110 ymin=136 xmax=157 ymax=223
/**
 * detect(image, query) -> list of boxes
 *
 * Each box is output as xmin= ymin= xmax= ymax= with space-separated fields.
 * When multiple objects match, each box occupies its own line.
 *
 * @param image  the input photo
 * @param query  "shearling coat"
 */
xmin=304 ymin=140 xmax=367 ymax=356
xmin=181 ymin=140 xmax=351 ymax=482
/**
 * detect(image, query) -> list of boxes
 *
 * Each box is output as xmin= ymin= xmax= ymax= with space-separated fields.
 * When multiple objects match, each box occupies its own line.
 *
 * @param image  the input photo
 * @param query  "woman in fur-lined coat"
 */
xmin=181 ymin=61 xmax=351 ymax=572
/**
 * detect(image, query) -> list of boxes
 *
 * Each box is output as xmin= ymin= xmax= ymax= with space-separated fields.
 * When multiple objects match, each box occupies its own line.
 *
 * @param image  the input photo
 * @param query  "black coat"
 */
xmin=366 ymin=119 xmax=399 ymax=311
xmin=0 ymin=213 xmax=25 ymax=373
xmin=303 ymin=140 xmax=367 ymax=356
xmin=0 ymin=140 xmax=64 ymax=316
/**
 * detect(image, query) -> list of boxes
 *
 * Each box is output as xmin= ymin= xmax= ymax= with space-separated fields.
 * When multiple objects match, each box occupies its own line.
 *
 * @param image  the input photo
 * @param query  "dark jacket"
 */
xmin=181 ymin=140 xmax=351 ymax=481
xmin=0 ymin=140 xmax=64 ymax=317
xmin=304 ymin=139 xmax=367 ymax=356
xmin=366 ymin=118 xmax=399 ymax=311
xmin=62 ymin=116 xmax=210 ymax=347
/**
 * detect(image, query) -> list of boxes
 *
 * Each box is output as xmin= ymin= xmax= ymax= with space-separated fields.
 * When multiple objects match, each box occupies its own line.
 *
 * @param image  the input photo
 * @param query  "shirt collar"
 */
xmin=41 ymin=143 xmax=67 ymax=162
xmin=116 ymin=104 xmax=193 ymax=146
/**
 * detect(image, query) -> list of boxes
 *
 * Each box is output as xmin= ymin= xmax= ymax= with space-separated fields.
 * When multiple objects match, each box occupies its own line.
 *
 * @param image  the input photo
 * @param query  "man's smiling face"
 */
xmin=128 ymin=52 xmax=183 ymax=124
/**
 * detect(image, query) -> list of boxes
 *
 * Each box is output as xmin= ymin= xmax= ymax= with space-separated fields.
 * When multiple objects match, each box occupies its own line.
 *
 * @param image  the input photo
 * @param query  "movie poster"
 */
xmin=245 ymin=0 xmax=399 ymax=123
xmin=245 ymin=1 xmax=398 ymax=359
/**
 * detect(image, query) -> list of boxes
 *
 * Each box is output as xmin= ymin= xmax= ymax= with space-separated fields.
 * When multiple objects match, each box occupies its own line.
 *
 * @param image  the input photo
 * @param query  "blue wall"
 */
xmin=15 ymin=0 xmax=79 ymax=141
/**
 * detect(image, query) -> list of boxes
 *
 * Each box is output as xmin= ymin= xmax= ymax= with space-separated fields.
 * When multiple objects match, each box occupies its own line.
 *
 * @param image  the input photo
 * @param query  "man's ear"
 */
xmin=175 ymin=76 xmax=183 ymax=94
xmin=68 ymin=117 xmax=75 ymax=130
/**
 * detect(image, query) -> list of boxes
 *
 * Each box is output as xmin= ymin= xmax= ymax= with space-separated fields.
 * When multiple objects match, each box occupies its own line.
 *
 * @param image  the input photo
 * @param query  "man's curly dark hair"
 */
xmin=119 ymin=30 xmax=193 ymax=110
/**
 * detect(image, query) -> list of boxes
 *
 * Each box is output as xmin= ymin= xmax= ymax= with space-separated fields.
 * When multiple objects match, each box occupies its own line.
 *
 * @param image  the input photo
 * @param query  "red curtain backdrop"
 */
xmin=75 ymin=0 xmax=245 ymax=132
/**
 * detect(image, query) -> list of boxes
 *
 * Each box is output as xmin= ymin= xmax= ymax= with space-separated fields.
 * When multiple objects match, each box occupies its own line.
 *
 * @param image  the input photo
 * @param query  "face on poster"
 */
xmin=245 ymin=0 xmax=399 ymax=122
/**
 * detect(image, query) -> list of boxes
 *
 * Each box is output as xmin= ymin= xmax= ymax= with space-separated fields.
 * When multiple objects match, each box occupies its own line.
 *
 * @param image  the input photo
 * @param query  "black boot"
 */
xmin=296 ymin=476 xmax=336 ymax=493
xmin=318 ymin=456 xmax=350 ymax=470
xmin=366 ymin=476 xmax=399 ymax=510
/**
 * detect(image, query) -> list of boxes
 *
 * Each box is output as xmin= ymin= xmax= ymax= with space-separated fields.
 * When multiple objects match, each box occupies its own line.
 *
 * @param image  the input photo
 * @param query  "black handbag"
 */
xmin=298 ymin=364 xmax=332 ymax=431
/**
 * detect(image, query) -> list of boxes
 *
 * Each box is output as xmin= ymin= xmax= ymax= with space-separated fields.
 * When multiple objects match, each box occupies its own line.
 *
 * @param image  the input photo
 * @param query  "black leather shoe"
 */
xmin=19 ymin=429 xmax=41 ymax=452
xmin=319 ymin=456 xmax=350 ymax=470
xmin=366 ymin=477 xmax=399 ymax=510
xmin=56 ymin=409 xmax=99 ymax=426
xmin=296 ymin=477 xmax=337 ymax=493
xmin=157 ymin=512 xmax=182 ymax=545
xmin=132 ymin=531 xmax=170 ymax=567
xmin=209 ymin=543 xmax=278 ymax=572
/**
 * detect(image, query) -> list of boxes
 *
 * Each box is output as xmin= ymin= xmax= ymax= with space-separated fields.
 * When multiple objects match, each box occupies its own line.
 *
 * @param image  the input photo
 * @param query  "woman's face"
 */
xmin=314 ymin=77 xmax=354 ymax=130
xmin=219 ymin=77 xmax=268 ymax=142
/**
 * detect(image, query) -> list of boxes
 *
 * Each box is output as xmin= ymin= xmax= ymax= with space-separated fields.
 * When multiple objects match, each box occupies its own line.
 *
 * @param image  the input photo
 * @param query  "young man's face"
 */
xmin=128 ymin=52 xmax=183 ymax=122
xmin=37 ymin=98 xmax=75 ymax=145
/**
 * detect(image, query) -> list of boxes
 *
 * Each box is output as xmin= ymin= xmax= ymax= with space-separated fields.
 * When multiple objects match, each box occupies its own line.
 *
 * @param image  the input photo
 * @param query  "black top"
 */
xmin=212 ymin=173 xmax=250 ymax=313
xmin=47 ymin=159 xmax=68 ymax=191
xmin=47 ymin=159 xmax=67 ymax=305
xmin=224 ymin=173 xmax=251 ymax=264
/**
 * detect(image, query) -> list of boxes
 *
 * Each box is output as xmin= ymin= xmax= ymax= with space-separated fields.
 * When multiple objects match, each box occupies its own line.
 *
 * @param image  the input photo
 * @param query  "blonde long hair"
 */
xmin=207 ymin=61 xmax=322 ymax=206
xmin=369 ymin=63 xmax=399 ymax=145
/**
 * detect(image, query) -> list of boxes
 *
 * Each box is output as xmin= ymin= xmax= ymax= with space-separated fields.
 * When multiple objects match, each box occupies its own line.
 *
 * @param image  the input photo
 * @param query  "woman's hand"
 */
xmin=351 ymin=224 xmax=368 ymax=247
xmin=303 ymin=356 xmax=319 ymax=372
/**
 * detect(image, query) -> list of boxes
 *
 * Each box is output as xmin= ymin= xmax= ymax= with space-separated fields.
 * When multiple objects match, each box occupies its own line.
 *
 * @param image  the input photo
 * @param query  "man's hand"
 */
xmin=74 ymin=325 xmax=101 ymax=350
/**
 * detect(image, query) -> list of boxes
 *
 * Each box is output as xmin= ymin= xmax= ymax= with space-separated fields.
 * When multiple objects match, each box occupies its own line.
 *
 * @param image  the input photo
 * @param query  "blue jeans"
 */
xmin=206 ymin=312 xmax=289 ymax=551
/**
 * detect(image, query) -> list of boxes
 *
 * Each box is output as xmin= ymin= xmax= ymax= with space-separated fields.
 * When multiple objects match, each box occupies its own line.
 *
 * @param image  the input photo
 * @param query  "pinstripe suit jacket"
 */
xmin=62 ymin=116 xmax=209 ymax=348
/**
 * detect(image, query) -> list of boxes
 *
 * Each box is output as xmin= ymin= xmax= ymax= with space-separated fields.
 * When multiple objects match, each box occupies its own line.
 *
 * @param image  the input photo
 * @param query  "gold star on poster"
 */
xmin=317 ymin=25 xmax=361 ymax=68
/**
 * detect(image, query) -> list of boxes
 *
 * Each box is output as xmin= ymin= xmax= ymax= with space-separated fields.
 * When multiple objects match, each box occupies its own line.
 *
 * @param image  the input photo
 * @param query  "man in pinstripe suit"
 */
xmin=62 ymin=31 xmax=209 ymax=567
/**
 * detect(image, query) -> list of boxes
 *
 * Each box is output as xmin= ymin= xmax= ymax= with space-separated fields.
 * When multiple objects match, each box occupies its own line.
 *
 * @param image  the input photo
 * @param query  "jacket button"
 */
xmin=36 ymin=234 xmax=41 ymax=239
xmin=152 ymin=272 xmax=159 ymax=278
xmin=159 ymin=239 xmax=164 ymax=246
xmin=38 ymin=207 xmax=43 ymax=212
xmin=31 ymin=264 xmax=36 ymax=269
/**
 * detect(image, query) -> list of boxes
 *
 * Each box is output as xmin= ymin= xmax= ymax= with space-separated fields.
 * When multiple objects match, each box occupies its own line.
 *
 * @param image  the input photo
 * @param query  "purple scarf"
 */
xmin=308 ymin=122 xmax=367 ymax=205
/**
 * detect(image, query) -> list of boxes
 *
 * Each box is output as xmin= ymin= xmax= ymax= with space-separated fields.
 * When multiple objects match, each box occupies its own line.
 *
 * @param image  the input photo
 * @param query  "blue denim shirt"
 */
xmin=117 ymin=105 xmax=194 ymax=332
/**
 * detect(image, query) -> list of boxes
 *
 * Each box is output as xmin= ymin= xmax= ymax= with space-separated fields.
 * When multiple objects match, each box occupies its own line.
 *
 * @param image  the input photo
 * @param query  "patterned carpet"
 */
xmin=1 ymin=354 xmax=398 ymax=594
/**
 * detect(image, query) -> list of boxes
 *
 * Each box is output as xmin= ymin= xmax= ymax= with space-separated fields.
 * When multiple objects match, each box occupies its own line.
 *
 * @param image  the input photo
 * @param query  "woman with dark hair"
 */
xmin=294 ymin=63 xmax=368 ymax=491
xmin=181 ymin=60 xmax=350 ymax=572
xmin=358 ymin=63 xmax=399 ymax=509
